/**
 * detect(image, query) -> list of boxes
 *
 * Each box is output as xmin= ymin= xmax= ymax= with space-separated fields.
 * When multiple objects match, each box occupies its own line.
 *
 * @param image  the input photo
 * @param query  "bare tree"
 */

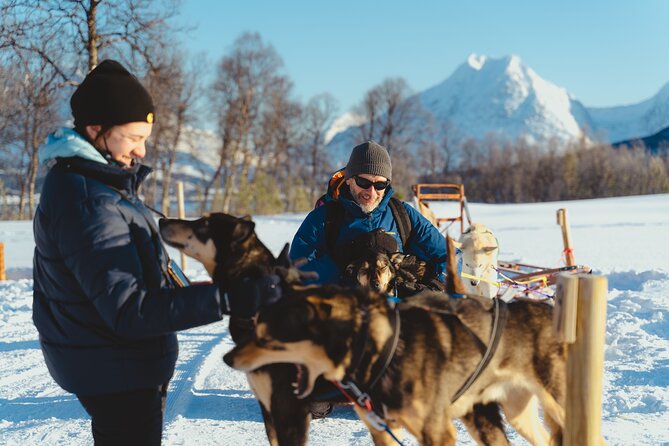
xmin=300 ymin=93 xmax=338 ymax=203
xmin=0 ymin=0 xmax=181 ymax=77
xmin=355 ymin=77 xmax=423 ymax=151
xmin=0 ymin=50 xmax=61 ymax=219
xmin=142 ymin=48 xmax=201 ymax=214
xmin=206 ymin=32 xmax=288 ymax=213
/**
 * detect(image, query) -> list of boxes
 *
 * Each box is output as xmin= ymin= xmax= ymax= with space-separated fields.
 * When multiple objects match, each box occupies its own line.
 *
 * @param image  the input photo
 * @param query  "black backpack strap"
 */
xmin=388 ymin=197 xmax=412 ymax=250
xmin=323 ymin=201 xmax=345 ymax=258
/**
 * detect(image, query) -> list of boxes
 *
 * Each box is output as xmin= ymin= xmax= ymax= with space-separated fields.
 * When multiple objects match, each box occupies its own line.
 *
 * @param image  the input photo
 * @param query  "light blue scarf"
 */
xmin=38 ymin=127 xmax=108 ymax=166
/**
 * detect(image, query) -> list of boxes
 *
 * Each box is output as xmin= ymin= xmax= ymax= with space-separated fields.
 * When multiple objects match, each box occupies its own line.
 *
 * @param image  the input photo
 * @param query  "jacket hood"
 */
xmin=38 ymin=127 xmax=108 ymax=166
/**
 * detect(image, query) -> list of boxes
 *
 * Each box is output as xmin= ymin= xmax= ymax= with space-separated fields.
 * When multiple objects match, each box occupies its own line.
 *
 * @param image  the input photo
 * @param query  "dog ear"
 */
xmin=276 ymin=243 xmax=291 ymax=267
xmin=232 ymin=219 xmax=255 ymax=243
xmin=451 ymin=239 xmax=463 ymax=250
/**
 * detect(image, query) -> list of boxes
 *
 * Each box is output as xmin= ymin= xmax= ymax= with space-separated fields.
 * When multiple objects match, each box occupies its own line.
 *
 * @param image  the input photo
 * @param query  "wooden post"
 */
xmin=556 ymin=208 xmax=575 ymax=266
xmin=0 ymin=242 xmax=6 ymax=281
xmin=177 ymin=181 xmax=187 ymax=271
xmin=553 ymin=273 xmax=579 ymax=343
xmin=562 ymin=274 xmax=608 ymax=446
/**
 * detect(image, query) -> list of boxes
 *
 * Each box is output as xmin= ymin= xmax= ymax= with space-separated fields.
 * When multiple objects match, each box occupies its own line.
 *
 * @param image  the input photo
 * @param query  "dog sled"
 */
xmin=412 ymin=183 xmax=591 ymax=300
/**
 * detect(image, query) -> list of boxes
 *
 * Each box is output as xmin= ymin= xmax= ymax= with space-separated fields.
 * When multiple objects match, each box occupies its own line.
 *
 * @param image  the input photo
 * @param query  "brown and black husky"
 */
xmin=160 ymin=213 xmax=563 ymax=445
xmin=223 ymin=237 xmax=572 ymax=445
xmin=345 ymin=251 xmax=430 ymax=294
xmin=159 ymin=213 xmax=321 ymax=445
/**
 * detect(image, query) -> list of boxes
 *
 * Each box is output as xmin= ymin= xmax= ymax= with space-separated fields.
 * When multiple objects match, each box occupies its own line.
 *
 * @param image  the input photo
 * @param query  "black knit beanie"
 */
xmin=345 ymin=140 xmax=392 ymax=181
xmin=70 ymin=60 xmax=155 ymax=128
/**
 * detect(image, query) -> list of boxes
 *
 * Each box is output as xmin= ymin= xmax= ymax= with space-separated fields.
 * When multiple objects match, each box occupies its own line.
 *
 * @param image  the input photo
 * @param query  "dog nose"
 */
xmin=158 ymin=218 xmax=167 ymax=229
xmin=223 ymin=351 xmax=235 ymax=367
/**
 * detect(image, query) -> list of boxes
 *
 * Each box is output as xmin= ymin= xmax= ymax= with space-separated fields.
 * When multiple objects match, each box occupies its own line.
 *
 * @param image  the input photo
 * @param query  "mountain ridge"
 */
xmin=326 ymin=54 xmax=669 ymax=160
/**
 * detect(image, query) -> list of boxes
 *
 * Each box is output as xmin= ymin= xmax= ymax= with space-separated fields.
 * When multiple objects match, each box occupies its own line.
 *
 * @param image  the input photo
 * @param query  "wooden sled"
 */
xmin=411 ymin=184 xmax=591 ymax=301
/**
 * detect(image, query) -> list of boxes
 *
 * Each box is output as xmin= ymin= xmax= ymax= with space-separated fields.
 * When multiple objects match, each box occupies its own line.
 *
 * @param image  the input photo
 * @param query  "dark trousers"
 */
xmin=77 ymin=384 xmax=168 ymax=446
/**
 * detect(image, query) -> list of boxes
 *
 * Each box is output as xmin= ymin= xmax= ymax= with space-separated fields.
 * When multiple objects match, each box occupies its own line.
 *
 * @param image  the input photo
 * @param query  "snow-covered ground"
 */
xmin=1 ymin=194 xmax=668 ymax=445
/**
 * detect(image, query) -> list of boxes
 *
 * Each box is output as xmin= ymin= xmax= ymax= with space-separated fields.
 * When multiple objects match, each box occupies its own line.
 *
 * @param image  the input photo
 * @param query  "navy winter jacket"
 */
xmin=33 ymin=129 xmax=222 ymax=396
xmin=289 ymin=179 xmax=447 ymax=284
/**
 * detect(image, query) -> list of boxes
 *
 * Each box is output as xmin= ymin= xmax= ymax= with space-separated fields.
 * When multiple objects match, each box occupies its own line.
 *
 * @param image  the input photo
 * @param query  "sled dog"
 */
xmin=453 ymin=223 xmax=500 ymax=299
xmin=224 ymin=239 xmax=571 ymax=446
xmin=344 ymin=251 xmax=429 ymax=295
xmin=159 ymin=213 xmax=323 ymax=445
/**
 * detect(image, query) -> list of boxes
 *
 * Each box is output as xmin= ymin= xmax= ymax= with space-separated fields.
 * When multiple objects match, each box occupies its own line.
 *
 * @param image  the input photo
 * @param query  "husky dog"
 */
xmin=453 ymin=223 xmax=500 ymax=299
xmin=224 ymin=234 xmax=574 ymax=446
xmin=344 ymin=251 xmax=431 ymax=295
xmin=159 ymin=213 xmax=326 ymax=445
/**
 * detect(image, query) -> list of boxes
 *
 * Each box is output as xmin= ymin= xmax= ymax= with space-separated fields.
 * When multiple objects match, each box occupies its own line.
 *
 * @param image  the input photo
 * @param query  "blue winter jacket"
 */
xmin=289 ymin=179 xmax=447 ymax=284
xmin=33 ymin=128 xmax=222 ymax=396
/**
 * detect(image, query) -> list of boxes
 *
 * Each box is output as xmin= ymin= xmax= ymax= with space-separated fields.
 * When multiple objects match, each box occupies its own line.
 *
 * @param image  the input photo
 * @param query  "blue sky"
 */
xmin=180 ymin=0 xmax=669 ymax=113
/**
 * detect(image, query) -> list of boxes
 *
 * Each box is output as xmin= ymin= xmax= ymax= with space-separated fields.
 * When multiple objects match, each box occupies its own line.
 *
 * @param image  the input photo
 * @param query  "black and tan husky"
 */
xmin=345 ymin=251 xmax=432 ymax=295
xmin=223 ymin=239 xmax=571 ymax=445
xmin=159 ymin=213 xmax=322 ymax=445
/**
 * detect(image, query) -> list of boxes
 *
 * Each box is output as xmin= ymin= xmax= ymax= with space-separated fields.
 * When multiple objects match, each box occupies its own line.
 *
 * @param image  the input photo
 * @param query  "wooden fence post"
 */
xmin=556 ymin=208 xmax=575 ymax=266
xmin=177 ymin=181 xmax=187 ymax=271
xmin=556 ymin=274 xmax=608 ymax=445
xmin=0 ymin=242 xmax=6 ymax=281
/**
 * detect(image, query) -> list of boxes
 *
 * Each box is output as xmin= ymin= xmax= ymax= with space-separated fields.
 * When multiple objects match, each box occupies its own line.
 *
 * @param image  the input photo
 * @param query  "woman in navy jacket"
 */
xmin=32 ymin=60 xmax=275 ymax=445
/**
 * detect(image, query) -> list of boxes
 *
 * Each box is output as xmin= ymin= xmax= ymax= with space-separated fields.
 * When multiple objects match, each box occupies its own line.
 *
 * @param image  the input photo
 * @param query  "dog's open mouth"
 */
xmin=292 ymin=364 xmax=309 ymax=397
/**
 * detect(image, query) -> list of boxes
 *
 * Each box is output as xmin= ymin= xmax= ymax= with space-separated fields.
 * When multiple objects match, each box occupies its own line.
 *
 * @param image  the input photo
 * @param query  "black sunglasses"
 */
xmin=353 ymin=175 xmax=391 ymax=191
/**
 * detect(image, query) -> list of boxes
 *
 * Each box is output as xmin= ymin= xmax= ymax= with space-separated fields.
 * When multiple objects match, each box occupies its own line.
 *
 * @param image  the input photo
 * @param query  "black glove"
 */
xmin=396 ymin=281 xmax=428 ymax=298
xmin=423 ymin=276 xmax=446 ymax=292
xmin=220 ymin=274 xmax=282 ymax=318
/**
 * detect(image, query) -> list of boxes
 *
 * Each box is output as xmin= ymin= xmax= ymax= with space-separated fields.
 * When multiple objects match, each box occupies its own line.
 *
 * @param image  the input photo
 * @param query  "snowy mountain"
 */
xmin=325 ymin=54 xmax=669 ymax=158
xmin=419 ymin=54 xmax=587 ymax=144
xmin=589 ymin=82 xmax=669 ymax=143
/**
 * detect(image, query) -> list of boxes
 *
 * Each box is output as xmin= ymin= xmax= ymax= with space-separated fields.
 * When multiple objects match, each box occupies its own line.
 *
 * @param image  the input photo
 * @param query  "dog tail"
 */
xmin=446 ymin=235 xmax=467 ymax=296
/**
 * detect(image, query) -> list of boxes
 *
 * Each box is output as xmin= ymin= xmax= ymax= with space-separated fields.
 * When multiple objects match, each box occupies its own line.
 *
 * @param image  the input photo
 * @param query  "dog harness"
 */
xmin=332 ymin=304 xmax=404 ymax=445
xmin=450 ymin=297 xmax=508 ymax=402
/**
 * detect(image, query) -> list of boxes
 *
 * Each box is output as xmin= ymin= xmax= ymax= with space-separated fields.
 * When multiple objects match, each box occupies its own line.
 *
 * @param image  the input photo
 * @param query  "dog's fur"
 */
xmin=224 ymin=236 xmax=570 ymax=446
xmin=344 ymin=252 xmax=429 ymax=295
xmin=159 ymin=213 xmax=322 ymax=445
xmin=453 ymin=223 xmax=500 ymax=299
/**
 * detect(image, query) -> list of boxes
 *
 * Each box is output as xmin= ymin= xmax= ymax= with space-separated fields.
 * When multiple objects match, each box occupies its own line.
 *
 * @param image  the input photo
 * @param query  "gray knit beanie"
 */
xmin=345 ymin=140 xmax=392 ymax=181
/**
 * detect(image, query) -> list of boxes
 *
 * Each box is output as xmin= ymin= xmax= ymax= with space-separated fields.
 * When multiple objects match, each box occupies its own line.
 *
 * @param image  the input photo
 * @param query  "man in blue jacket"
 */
xmin=290 ymin=140 xmax=447 ymax=287
xmin=290 ymin=140 xmax=447 ymax=419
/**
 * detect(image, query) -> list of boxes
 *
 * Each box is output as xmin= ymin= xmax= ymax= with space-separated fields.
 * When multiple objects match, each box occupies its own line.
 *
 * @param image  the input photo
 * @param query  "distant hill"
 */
xmin=612 ymin=125 xmax=669 ymax=154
